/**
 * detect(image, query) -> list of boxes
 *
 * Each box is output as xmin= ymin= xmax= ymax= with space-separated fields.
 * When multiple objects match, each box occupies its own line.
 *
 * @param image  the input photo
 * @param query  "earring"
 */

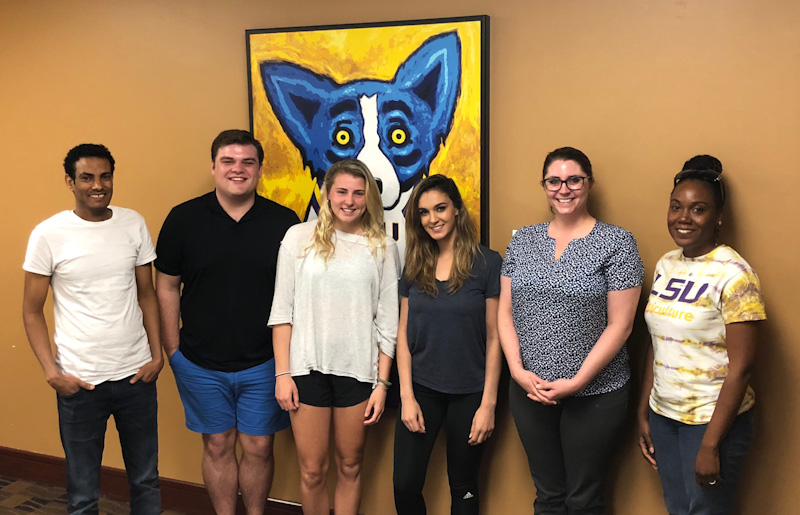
xmin=718 ymin=220 xmax=722 ymax=226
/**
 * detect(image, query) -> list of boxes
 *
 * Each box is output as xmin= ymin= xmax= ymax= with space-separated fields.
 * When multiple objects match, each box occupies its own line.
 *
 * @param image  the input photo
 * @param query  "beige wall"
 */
xmin=2 ymin=1 xmax=798 ymax=513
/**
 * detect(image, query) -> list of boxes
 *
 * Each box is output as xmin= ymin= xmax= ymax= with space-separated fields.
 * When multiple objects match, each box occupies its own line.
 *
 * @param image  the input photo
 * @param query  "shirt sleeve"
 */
xmin=501 ymin=231 xmax=521 ymax=278
xmin=154 ymin=208 xmax=183 ymax=276
xmin=23 ymin=226 xmax=54 ymax=276
xmin=721 ymin=269 xmax=767 ymax=324
xmin=374 ymin=241 xmax=400 ymax=359
xmin=605 ymin=229 xmax=644 ymax=291
xmin=398 ymin=267 xmax=410 ymax=298
xmin=484 ymin=249 xmax=502 ymax=298
xmin=135 ymin=213 xmax=157 ymax=266
xmin=267 ymin=230 xmax=298 ymax=327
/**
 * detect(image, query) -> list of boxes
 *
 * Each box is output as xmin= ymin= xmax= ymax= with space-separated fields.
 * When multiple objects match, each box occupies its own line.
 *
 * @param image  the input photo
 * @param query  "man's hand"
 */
xmin=47 ymin=372 xmax=94 ymax=396
xmin=130 ymin=359 xmax=164 ymax=383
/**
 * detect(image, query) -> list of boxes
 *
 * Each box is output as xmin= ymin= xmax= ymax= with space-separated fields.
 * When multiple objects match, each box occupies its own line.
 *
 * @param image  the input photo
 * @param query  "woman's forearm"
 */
xmin=481 ymin=296 xmax=501 ymax=407
xmin=572 ymin=286 xmax=641 ymax=390
xmin=700 ymin=322 xmax=758 ymax=449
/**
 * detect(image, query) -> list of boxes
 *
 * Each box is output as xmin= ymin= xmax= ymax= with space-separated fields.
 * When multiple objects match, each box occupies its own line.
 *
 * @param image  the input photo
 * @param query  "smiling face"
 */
xmin=328 ymin=172 xmax=367 ymax=233
xmin=542 ymin=159 xmax=592 ymax=217
xmin=211 ymin=144 xmax=262 ymax=202
xmin=417 ymin=189 xmax=458 ymax=246
xmin=66 ymin=157 xmax=113 ymax=221
xmin=668 ymin=180 xmax=721 ymax=257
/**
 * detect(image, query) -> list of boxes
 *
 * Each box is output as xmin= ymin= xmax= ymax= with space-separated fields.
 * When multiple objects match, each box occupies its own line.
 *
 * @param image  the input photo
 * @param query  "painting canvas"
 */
xmin=247 ymin=16 xmax=489 ymax=258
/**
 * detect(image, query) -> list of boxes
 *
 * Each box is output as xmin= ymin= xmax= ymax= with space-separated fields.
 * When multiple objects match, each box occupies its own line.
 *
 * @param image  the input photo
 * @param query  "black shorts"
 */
xmin=294 ymin=371 xmax=372 ymax=408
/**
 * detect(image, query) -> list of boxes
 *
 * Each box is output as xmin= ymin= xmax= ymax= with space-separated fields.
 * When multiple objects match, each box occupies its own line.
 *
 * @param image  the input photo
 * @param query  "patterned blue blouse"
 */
xmin=501 ymin=221 xmax=643 ymax=396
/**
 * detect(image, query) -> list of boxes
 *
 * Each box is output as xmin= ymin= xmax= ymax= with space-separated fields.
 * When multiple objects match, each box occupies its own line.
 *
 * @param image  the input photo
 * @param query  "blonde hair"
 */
xmin=404 ymin=175 xmax=480 ymax=296
xmin=310 ymin=159 xmax=386 ymax=262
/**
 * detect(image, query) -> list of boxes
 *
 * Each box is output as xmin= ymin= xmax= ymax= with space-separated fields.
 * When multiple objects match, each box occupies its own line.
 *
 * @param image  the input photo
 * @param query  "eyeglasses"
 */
xmin=673 ymin=169 xmax=726 ymax=204
xmin=541 ymin=175 xmax=589 ymax=192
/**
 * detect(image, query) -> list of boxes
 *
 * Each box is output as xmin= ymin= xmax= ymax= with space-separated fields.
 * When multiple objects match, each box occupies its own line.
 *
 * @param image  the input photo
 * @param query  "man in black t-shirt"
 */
xmin=155 ymin=130 xmax=298 ymax=515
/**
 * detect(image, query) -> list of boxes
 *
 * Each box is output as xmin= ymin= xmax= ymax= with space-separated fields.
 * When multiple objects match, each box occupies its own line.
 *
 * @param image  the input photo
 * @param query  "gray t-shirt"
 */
xmin=400 ymin=245 xmax=501 ymax=394
xmin=269 ymin=221 xmax=400 ymax=384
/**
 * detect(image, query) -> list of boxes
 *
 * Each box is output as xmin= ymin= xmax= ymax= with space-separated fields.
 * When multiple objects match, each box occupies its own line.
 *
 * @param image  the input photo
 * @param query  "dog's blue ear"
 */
xmin=260 ymin=61 xmax=335 ymax=153
xmin=393 ymin=31 xmax=461 ymax=146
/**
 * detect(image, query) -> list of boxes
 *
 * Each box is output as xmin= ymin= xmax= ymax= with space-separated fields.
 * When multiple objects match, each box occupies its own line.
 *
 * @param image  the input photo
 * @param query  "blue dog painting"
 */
xmin=258 ymin=31 xmax=461 ymax=257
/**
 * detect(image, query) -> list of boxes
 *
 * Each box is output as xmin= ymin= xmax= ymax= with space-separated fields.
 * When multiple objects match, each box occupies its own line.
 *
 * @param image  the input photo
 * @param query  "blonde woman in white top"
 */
xmin=269 ymin=159 xmax=399 ymax=515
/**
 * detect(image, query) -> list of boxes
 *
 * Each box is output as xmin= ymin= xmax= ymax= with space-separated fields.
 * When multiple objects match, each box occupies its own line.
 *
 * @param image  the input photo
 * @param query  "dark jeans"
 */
xmin=57 ymin=377 xmax=160 ymax=514
xmin=649 ymin=409 xmax=753 ymax=515
xmin=509 ymin=380 xmax=629 ymax=515
xmin=393 ymin=383 xmax=485 ymax=515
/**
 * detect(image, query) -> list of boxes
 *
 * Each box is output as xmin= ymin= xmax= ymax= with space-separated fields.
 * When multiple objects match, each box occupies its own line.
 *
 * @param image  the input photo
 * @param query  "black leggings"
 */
xmin=509 ymin=380 xmax=629 ymax=515
xmin=393 ymin=383 xmax=485 ymax=515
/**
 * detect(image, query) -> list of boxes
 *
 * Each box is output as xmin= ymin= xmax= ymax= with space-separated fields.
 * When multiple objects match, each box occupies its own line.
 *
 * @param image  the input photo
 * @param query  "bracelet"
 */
xmin=376 ymin=378 xmax=392 ymax=388
xmin=275 ymin=371 xmax=291 ymax=378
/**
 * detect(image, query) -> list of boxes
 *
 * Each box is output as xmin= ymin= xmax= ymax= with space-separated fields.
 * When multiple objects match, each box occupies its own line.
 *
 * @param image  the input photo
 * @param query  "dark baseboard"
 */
xmin=0 ymin=446 xmax=302 ymax=514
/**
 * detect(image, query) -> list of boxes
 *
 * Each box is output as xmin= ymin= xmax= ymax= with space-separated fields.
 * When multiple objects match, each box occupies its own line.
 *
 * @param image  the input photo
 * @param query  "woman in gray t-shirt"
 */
xmin=270 ymin=159 xmax=399 ymax=515
xmin=393 ymin=175 xmax=502 ymax=515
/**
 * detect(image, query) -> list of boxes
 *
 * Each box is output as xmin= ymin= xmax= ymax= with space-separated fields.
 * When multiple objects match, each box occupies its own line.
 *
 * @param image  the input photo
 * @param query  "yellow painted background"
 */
xmin=1 ymin=1 xmax=799 ymax=514
xmin=250 ymin=20 xmax=483 ymax=233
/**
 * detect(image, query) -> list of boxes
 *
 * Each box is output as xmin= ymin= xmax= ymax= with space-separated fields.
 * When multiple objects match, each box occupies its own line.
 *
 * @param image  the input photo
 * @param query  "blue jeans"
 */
xmin=57 ymin=377 xmax=160 ymax=514
xmin=649 ymin=409 xmax=753 ymax=515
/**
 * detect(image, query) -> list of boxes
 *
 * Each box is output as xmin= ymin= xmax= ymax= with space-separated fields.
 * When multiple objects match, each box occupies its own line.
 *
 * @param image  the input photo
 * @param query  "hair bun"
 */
xmin=682 ymin=154 xmax=723 ymax=175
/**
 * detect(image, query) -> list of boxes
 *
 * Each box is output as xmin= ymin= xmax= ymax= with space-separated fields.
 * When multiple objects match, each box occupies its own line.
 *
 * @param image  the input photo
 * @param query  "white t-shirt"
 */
xmin=644 ymin=245 xmax=766 ymax=424
xmin=23 ymin=206 xmax=157 ymax=384
xmin=268 ymin=221 xmax=400 ymax=384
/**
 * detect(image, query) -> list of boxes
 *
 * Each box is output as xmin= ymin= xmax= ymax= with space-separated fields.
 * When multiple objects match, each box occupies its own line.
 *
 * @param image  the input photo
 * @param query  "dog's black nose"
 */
xmin=375 ymin=178 xmax=383 ymax=193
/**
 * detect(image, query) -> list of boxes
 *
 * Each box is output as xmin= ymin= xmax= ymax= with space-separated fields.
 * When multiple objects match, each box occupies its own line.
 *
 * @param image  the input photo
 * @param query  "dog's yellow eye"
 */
xmin=335 ymin=129 xmax=351 ymax=146
xmin=391 ymin=128 xmax=407 ymax=145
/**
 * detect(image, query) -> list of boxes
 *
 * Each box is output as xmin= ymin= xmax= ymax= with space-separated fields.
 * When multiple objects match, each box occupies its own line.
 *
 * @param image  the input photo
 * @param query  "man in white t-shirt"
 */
xmin=22 ymin=144 xmax=162 ymax=514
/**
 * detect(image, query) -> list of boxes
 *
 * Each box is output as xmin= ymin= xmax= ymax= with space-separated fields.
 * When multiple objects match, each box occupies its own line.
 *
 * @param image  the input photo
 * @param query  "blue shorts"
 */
xmin=169 ymin=349 xmax=289 ymax=436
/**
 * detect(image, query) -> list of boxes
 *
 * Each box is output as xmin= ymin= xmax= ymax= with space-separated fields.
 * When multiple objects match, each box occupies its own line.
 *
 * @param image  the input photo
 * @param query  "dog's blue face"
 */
xmin=260 ymin=31 xmax=461 ymax=212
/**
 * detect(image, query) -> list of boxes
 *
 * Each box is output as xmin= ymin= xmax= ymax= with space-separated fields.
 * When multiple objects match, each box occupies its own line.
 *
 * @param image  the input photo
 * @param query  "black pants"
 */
xmin=393 ymin=383 xmax=485 ymax=515
xmin=509 ymin=380 xmax=629 ymax=515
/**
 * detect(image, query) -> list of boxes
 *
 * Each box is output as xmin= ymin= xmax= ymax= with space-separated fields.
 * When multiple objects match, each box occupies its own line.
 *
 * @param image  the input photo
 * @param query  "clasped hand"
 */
xmin=514 ymin=370 xmax=580 ymax=404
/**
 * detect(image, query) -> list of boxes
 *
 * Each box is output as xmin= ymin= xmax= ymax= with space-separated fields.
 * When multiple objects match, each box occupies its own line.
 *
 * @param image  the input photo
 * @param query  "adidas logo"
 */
xmin=463 ymin=492 xmax=474 ymax=500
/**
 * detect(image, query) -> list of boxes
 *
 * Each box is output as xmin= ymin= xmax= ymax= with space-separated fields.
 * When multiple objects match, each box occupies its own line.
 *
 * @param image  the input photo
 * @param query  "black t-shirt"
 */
xmin=155 ymin=192 xmax=299 ymax=372
xmin=399 ymin=245 xmax=502 ymax=394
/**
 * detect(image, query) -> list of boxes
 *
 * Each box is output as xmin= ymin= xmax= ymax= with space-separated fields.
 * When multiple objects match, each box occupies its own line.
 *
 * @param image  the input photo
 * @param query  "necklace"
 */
xmin=335 ymin=231 xmax=362 ymax=253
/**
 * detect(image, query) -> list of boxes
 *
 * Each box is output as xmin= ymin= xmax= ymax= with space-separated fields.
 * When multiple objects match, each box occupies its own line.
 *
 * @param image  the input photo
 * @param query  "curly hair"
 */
xmin=63 ymin=144 xmax=115 ymax=179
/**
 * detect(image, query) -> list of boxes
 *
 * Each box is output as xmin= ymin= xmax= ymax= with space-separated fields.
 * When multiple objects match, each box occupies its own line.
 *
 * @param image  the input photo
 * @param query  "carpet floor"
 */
xmin=0 ymin=475 xmax=184 ymax=514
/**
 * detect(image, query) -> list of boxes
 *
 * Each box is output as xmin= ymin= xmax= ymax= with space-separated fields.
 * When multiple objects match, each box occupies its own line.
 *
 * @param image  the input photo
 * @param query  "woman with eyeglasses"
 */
xmin=638 ymin=155 xmax=766 ymax=515
xmin=499 ymin=147 xmax=643 ymax=513
xmin=393 ymin=175 xmax=502 ymax=515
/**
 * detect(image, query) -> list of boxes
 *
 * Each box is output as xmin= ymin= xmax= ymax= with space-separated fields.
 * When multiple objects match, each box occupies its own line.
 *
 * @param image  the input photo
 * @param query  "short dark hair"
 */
xmin=63 ymin=144 xmax=115 ymax=180
xmin=542 ymin=147 xmax=593 ymax=180
xmin=673 ymin=154 xmax=725 ymax=211
xmin=211 ymin=129 xmax=264 ymax=166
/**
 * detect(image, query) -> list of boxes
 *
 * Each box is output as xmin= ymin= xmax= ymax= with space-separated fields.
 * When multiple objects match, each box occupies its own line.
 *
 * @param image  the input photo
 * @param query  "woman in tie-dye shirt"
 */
xmin=638 ymin=155 xmax=766 ymax=515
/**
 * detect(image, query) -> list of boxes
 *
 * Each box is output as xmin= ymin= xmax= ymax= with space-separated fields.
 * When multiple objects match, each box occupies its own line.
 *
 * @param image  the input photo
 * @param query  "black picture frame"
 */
xmin=246 ymin=15 xmax=490 ymax=250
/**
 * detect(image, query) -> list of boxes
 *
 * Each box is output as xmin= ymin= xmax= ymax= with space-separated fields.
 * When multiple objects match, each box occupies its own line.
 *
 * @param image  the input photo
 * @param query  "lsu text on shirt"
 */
xmin=644 ymin=245 xmax=766 ymax=424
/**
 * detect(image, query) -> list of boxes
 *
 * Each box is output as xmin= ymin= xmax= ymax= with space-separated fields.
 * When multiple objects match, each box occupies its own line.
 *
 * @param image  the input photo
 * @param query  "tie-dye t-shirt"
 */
xmin=644 ymin=245 xmax=766 ymax=424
